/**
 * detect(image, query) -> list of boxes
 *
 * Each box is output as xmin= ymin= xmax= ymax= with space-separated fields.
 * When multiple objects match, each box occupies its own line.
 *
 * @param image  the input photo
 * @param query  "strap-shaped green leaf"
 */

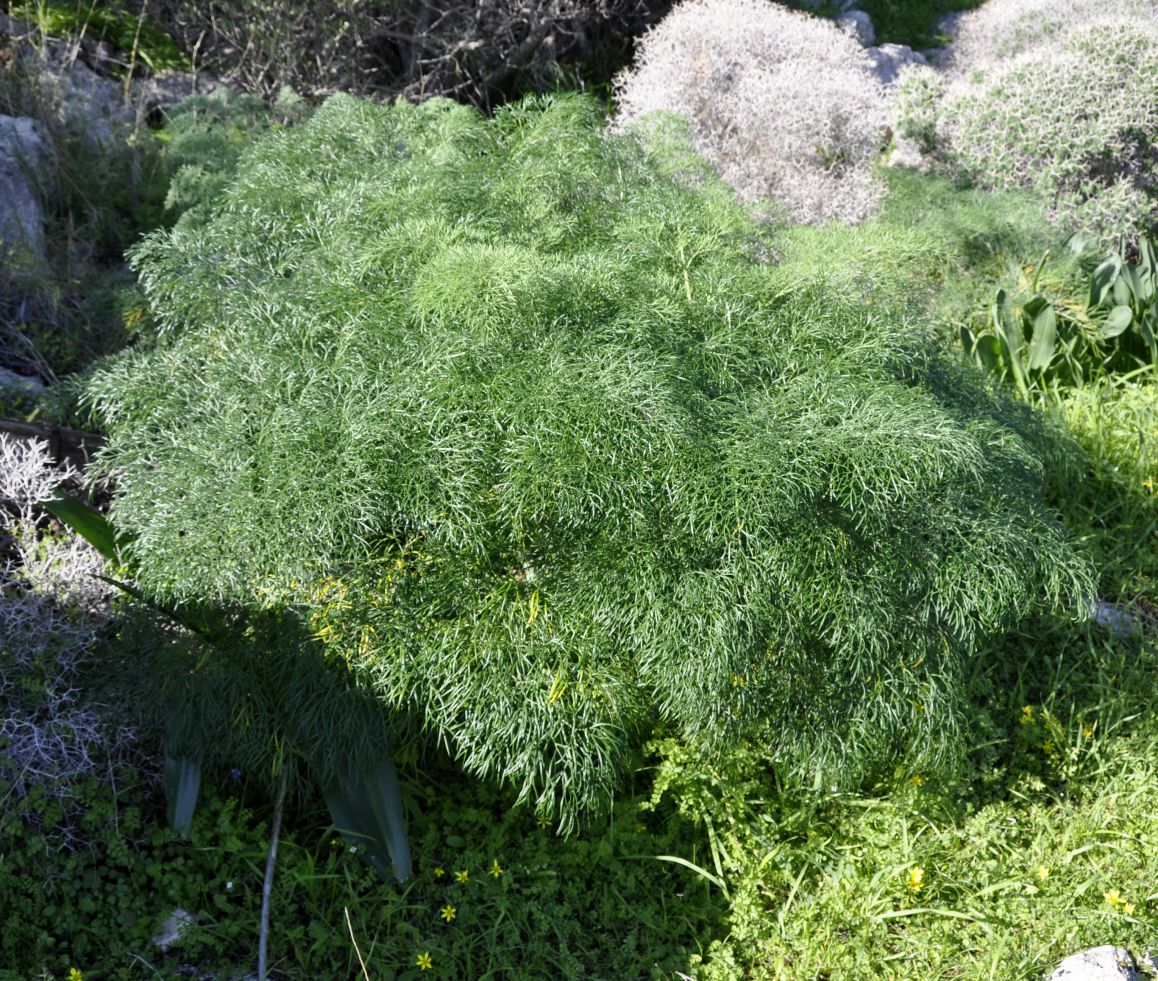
xmin=1089 ymin=256 xmax=1120 ymax=309
xmin=44 ymin=493 xmax=119 ymax=563
xmin=1113 ymin=272 xmax=1135 ymax=306
xmin=322 ymin=759 xmax=411 ymax=882
xmin=1027 ymin=305 xmax=1058 ymax=371
xmin=164 ymin=753 xmax=202 ymax=837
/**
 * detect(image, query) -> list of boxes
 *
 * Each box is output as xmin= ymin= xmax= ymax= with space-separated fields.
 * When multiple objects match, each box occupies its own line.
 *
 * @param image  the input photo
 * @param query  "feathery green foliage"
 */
xmin=85 ymin=93 xmax=1094 ymax=830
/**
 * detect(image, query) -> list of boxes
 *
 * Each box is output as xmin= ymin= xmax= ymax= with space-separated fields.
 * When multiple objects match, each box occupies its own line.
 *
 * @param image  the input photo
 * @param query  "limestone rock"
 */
xmin=152 ymin=908 xmax=197 ymax=952
xmin=836 ymin=10 xmax=875 ymax=46
xmin=0 ymin=368 xmax=47 ymax=396
xmin=865 ymin=43 xmax=929 ymax=86
xmin=1046 ymin=946 xmax=1158 ymax=981
xmin=0 ymin=115 xmax=50 ymax=269
xmin=1089 ymin=598 xmax=1142 ymax=638
xmin=135 ymin=70 xmax=229 ymax=121
xmin=37 ymin=54 xmax=131 ymax=148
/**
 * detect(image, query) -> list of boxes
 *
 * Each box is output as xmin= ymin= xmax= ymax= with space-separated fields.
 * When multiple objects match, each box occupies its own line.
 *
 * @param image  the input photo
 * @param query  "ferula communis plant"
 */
xmin=85 ymin=93 xmax=1093 ymax=831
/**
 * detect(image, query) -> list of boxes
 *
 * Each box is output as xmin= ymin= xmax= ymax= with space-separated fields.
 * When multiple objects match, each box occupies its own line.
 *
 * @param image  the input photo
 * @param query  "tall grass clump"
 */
xmin=83 ymin=92 xmax=1094 ymax=831
xmin=614 ymin=0 xmax=890 ymax=225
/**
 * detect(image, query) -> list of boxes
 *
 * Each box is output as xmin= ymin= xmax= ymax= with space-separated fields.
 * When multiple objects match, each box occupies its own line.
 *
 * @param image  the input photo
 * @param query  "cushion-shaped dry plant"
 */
xmin=85 ymin=93 xmax=1092 ymax=827
xmin=942 ymin=0 xmax=1158 ymax=74
xmin=922 ymin=21 xmax=1158 ymax=245
xmin=614 ymin=0 xmax=889 ymax=225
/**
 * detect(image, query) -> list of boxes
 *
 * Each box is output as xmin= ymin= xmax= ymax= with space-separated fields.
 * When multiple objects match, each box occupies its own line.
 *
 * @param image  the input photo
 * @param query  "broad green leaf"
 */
xmin=1113 ymin=273 xmax=1134 ymax=306
xmin=1027 ymin=305 xmax=1058 ymax=371
xmin=1140 ymin=237 xmax=1156 ymax=278
xmin=1022 ymin=295 xmax=1049 ymax=318
xmin=1100 ymin=305 xmax=1134 ymax=338
xmin=363 ymin=757 xmax=412 ymax=883
xmin=972 ymin=334 xmax=1001 ymax=375
xmin=1140 ymin=309 xmax=1156 ymax=346
xmin=44 ymin=493 xmax=119 ymax=562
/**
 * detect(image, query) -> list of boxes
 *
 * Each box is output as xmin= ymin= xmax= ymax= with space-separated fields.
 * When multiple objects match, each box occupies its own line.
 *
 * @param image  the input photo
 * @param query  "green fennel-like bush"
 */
xmin=84 ymin=93 xmax=1094 ymax=830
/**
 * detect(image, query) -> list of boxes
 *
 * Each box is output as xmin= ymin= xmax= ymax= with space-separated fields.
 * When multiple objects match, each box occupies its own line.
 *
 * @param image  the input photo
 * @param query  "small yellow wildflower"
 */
xmin=1082 ymin=724 xmax=1094 ymax=739
xmin=491 ymin=858 xmax=503 ymax=878
xmin=455 ymin=869 xmax=469 ymax=883
xmin=909 ymin=774 xmax=923 ymax=786
xmin=1122 ymin=902 xmax=1137 ymax=916
xmin=433 ymin=867 xmax=445 ymax=877
xmin=69 ymin=970 xmax=83 ymax=981
xmin=1019 ymin=705 xmax=1035 ymax=725
xmin=416 ymin=951 xmax=433 ymax=971
xmin=1104 ymin=888 xmax=1123 ymax=906
xmin=1042 ymin=740 xmax=1056 ymax=756
xmin=1036 ymin=865 xmax=1050 ymax=882
xmin=906 ymin=866 xmax=925 ymax=892
xmin=440 ymin=904 xmax=457 ymax=923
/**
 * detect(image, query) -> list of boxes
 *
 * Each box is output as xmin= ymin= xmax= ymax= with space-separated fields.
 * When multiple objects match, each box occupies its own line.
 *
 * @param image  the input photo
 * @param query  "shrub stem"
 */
xmin=258 ymin=757 xmax=289 ymax=980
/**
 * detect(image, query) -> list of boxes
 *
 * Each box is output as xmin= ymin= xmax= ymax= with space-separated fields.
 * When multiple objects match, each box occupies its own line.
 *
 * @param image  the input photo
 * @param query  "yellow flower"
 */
xmin=1036 ymin=865 xmax=1050 ymax=882
xmin=906 ymin=866 xmax=925 ymax=892
xmin=1082 ymin=724 xmax=1094 ymax=739
xmin=440 ymin=904 xmax=457 ymax=923
xmin=909 ymin=774 xmax=923 ymax=786
xmin=69 ymin=971 xmax=83 ymax=981
xmin=1042 ymin=740 xmax=1056 ymax=756
xmin=455 ymin=869 xmax=469 ymax=883
xmin=416 ymin=951 xmax=433 ymax=971
xmin=1104 ymin=888 xmax=1123 ymax=906
xmin=1122 ymin=902 xmax=1137 ymax=916
xmin=433 ymin=867 xmax=445 ymax=877
xmin=1019 ymin=705 xmax=1035 ymax=725
xmin=491 ymin=858 xmax=503 ymax=878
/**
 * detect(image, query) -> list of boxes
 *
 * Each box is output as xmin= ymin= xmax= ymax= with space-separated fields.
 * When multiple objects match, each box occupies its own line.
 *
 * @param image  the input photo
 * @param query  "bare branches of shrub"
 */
xmin=0 ymin=436 xmax=133 ymax=828
xmin=153 ymin=0 xmax=673 ymax=106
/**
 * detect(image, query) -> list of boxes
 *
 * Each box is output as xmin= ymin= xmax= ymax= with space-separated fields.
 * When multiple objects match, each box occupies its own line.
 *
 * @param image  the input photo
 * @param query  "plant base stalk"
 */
xmin=258 ymin=759 xmax=289 ymax=980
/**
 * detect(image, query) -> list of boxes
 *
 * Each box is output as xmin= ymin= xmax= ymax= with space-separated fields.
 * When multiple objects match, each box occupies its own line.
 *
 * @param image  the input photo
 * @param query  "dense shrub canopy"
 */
xmin=86 ymin=93 xmax=1092 ymax=826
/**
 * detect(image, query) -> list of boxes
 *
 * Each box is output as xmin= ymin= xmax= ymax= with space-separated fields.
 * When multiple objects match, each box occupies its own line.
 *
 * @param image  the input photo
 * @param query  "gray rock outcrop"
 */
xmin=836 ymin=10 xmax=876 ymax=46
xmin=865 ymin=43 xmax=929 ymax=86
xmin=1046 ymin=946 xmax=1158 ymax=981
xmin=0 ymin=115 xmax=51 ymax=270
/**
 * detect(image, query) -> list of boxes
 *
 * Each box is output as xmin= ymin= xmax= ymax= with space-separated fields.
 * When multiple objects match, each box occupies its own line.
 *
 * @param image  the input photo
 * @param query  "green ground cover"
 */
xmin=1 ymin=2 xmax=1156 ymax=979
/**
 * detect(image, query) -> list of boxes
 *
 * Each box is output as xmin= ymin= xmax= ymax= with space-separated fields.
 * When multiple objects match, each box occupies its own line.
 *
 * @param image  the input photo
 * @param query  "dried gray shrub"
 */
xmin=614 ymin=0 xmax=889 ymax=225
xmin=0 ymin=436 xmax=132 ymax=823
